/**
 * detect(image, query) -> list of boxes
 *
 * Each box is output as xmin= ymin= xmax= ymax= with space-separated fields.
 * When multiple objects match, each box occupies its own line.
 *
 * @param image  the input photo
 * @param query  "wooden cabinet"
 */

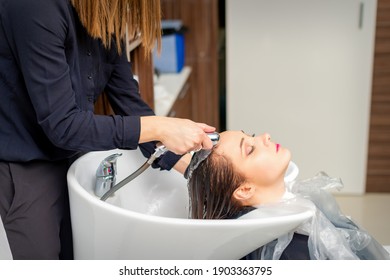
xmin=366 ymin=0 xmax=390 ymax=192
xmin=160 ymin=0 xmax=220 ymax=129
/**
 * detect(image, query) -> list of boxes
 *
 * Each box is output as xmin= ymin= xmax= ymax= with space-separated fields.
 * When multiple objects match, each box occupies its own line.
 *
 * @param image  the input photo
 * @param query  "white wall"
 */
xmin=226 ymin=0 xmax=377 ymax=193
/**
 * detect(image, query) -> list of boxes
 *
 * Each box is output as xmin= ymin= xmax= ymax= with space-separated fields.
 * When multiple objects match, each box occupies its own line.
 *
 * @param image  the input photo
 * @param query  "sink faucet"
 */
xmin=97 ymin=132 xmax=220 ymax=201
xmin=94 ymin=153 xmax=122 ymax=197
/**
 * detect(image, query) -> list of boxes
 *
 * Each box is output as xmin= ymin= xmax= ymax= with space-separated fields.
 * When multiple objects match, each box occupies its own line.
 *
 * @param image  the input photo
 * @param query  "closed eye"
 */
xmin=241 ymin=131 xmax=256 ymax=156
xmin=247 ymin=145 xmax=255 ymax=155
xmin=247 ymin=134 xmax=256 ymax=155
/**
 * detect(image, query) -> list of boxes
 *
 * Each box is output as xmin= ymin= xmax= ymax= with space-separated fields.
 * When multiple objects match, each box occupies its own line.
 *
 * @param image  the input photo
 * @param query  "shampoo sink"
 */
xmin=67 ymin=148 xmax=312 ymax=259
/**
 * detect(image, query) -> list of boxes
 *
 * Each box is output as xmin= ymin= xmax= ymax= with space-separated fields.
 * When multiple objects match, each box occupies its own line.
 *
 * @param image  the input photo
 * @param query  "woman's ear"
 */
xmin=233 ymin=183 xmax=256 ymax=203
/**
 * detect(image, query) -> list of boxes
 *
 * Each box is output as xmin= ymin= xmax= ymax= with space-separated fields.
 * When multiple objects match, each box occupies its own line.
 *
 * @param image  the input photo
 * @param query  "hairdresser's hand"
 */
xmin=140 ymin=116 xmax=215 ymax=155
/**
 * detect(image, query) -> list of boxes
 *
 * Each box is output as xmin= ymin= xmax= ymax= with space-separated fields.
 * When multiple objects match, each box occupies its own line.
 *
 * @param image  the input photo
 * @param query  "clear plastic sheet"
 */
xmin=244 ymin=172 xmax=390 ymax=260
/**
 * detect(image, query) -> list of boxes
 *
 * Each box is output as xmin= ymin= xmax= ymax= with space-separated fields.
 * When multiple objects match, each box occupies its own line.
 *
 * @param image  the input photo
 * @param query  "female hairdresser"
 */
xmin=187 ymin=131 xmax=390 ymax=260
xmin=0 ymin=0 xmax=214 ymax=260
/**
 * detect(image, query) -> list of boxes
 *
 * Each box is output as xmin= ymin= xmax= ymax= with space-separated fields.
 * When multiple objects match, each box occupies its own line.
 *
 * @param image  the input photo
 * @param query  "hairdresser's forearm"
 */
xmin=139 ymin=116 xmax=166 ymax=143
xmin=173 ymin=153 xmax=192 ymax=174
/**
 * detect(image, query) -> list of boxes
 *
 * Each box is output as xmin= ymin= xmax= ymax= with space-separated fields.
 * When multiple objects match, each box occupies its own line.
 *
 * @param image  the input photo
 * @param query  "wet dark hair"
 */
xmin=187 ymin=149 xmax=247 ymax=219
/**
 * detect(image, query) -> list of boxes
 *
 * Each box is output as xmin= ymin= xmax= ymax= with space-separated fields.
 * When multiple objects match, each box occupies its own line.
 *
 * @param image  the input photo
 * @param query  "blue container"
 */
xmin=153 ymin=20 xmax=185 ymax=73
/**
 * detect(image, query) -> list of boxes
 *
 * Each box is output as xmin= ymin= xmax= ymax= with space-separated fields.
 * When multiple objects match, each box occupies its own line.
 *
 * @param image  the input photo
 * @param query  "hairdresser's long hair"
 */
xmin=70 ymin=0 xmax=161 ymax=54
xmin=188 ymin=150 xmax=247 ymax=219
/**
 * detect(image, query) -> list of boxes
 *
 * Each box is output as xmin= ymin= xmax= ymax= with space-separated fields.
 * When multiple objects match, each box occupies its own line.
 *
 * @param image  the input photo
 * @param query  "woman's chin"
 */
xmin=281 ymin=148 xmax=292 ymax=166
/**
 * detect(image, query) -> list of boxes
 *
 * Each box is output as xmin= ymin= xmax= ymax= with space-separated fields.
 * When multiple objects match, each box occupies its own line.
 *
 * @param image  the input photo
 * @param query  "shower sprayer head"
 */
xmin=184 ymin=132 xmax=220 ymax=180
xmin=207 ymin=132 xmax=220 ymax=146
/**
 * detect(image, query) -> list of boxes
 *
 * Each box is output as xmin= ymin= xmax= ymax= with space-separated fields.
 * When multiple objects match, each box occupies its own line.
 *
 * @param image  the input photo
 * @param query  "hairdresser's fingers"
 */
xmin=195 ymin=122 xmax=216 ymax=133
xmin=140 ymin=116 xmax=213 ymax=154
xmin=195 ymin=122 xmax=215 ymax=150
xmin=159 ymin=118 xmax=212 ymax=154
xmin=199 ymin=133 xmax=213 ymax=150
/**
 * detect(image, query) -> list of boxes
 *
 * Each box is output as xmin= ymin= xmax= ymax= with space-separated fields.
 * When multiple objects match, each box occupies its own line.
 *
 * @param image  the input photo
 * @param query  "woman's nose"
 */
xmin=261 ymin=133 xmax=271 ymax=145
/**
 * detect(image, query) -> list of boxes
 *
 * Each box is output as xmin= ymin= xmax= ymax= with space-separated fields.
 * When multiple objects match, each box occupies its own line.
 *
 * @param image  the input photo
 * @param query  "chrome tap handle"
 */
xmin=95 ymin=153 xmax=122 ymax=197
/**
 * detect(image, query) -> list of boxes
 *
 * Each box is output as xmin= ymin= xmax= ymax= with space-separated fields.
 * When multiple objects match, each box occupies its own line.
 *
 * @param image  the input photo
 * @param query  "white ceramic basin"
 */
xmin=67 ymin=148 xmax=312 ymax=259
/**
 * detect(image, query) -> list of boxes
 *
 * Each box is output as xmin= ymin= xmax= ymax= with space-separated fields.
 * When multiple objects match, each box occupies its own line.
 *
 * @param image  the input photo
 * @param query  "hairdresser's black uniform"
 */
xmin=0 ymin=0 xmax=180 ymax=259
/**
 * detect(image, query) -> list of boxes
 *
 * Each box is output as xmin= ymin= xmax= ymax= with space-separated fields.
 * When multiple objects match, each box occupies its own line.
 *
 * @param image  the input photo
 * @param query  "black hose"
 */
xmin=100 ymin=161 xmax=151 ymax=201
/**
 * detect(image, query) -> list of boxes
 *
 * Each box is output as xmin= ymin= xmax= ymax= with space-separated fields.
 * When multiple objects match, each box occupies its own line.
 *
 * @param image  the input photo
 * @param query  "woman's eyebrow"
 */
xmin=241 ymin=130 xmax=252 ymax=137
xmin=240 ymin=137 xmax=244 ymax=149
xmin=239 ymin=130 xmax=246 ymax=150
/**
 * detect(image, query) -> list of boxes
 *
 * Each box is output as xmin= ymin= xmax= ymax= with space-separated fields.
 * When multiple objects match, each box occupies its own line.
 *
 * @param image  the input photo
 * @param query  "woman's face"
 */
xmin=215 ymin=131 xmax=291 ymax=187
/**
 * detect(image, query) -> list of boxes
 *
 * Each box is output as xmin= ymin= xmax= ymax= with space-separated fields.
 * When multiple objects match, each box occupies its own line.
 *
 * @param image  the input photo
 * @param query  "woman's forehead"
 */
xmin=216 ymin=131 xmax=244 ymax=153
xmin=220 ymin=130 xmax=242 ymax=138
xmin=219 ymin=130 xmax=245 ymax=142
